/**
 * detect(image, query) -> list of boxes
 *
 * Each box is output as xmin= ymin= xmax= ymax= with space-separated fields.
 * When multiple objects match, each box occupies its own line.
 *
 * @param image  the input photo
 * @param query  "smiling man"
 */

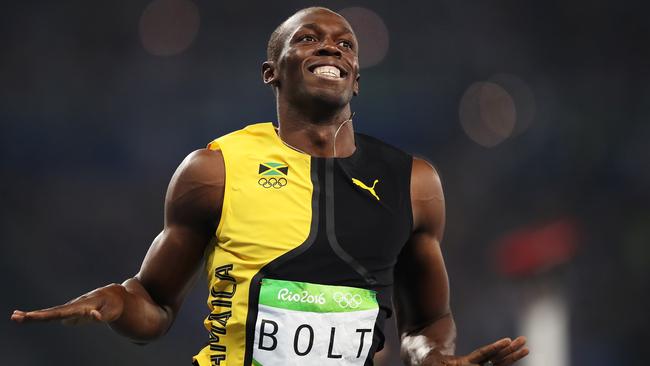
xmin=11 ymin=7 xmax=528 ymax=366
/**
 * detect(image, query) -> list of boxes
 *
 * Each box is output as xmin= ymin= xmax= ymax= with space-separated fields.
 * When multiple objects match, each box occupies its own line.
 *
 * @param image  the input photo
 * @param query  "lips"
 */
xmin=307 ymin=62 xmax=348 ymax=80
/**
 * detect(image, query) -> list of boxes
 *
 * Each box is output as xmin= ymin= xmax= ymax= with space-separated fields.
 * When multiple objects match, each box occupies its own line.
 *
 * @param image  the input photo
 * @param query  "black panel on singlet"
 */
xmin=245 ymin=132 xmax=413 ymax=365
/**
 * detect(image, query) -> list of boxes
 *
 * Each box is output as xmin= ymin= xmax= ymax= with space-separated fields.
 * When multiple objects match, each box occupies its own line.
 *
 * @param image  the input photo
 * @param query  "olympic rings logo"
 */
xmin=332 ymin=292 xmax=363 ymax=309
xmin=258 ymin=177 xmax=287 ymax=189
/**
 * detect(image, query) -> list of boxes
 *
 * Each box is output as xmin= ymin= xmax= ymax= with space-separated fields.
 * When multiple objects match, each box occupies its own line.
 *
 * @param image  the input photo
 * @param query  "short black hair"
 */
xmin=266 ymin=6 xmax=339 ymax=63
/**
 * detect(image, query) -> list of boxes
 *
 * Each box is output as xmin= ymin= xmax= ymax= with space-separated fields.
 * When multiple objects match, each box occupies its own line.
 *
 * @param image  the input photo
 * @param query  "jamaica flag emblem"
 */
xmin=258 ymin=162 xmax=288 ymax=189
xmin=258 ymin=162 xmax=288 ymax=176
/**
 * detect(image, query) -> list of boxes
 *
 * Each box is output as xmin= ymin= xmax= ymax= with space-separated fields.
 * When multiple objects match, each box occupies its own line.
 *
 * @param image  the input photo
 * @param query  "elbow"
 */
xmin=132 ymin=340 xmax=151 ymax=347
xmin=109 ymin=316 xmax=172 ymax=345
xmin=121 ymin=326 xmax=169 ymax=345
xmin=111 ymin=328 xmax=165 ymax=344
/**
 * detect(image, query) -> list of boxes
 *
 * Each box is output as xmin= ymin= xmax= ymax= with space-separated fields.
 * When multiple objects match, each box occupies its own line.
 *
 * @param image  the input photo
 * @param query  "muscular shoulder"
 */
xmin=410 ymin=157 xmax=445 ymax=234
xmin=411 ymin=157 xmax=443 ymax=203
xmin=165 ymin=148 xmax=225 ymax=229
xmin=173 ymin=148 xmax=225 ymax=185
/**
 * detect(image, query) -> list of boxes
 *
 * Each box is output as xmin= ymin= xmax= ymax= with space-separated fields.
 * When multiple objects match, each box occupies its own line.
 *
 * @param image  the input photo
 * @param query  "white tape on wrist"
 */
xmin=401 ymin=334 xmax=433 ymax=365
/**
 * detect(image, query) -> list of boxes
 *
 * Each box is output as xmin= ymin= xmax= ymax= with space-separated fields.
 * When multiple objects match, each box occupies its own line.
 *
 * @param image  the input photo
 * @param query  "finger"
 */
xmin=58 ymin=307 xmax=104 ymax=326
xmin=20 ymin=304 xmax=82 ymax=322
xmin=495 ymin=347 xmax=529 ymax=366
xmin=11 ymin=306 xmax=69 ymax=323
xmin=493 ymin=336 xmax=527 ymax=361
xmin=13 ymin=300 xmax=99 ymax=323
xmin=11 ymin=310 xmax=27 ymax=323
xmin=466 ymin=338 xmax=512 ymax=363
xmin=61 ymin=312 xmax=101 ymax=326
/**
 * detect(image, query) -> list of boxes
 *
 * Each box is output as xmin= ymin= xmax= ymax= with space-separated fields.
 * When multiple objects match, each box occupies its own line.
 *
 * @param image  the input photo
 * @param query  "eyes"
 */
xmin=338 ymin=40 xmax=354 ymax=50
xmin=297 ymin=34 xmax=354 ymax=50
xmin=299 ymin=35 xmax=317 ymax=43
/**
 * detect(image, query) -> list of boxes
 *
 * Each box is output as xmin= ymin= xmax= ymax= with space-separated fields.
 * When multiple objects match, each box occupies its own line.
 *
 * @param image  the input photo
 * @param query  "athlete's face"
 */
xmin=264 ymin=10 xmax=360 ymax=109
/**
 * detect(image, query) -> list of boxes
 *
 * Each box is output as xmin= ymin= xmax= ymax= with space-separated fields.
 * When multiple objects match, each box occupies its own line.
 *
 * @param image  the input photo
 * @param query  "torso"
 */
xmin=193 ymin=123 xmax=412 ymax=366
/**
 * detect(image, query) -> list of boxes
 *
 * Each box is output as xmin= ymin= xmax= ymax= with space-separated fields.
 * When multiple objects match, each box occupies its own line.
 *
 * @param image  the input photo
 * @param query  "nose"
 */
xmin=316 ymin=39 xmax=342 ymax=58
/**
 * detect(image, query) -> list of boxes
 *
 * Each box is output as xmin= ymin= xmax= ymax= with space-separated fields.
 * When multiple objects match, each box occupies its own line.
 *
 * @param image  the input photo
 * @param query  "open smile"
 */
xmin=308 ymin=63 xmax=348 ymax=80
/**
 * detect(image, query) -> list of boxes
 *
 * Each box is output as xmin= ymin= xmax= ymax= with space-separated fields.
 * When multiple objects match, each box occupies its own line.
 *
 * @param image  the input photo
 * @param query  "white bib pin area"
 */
xmin=253 ymin=279 xmax=379 ymax=365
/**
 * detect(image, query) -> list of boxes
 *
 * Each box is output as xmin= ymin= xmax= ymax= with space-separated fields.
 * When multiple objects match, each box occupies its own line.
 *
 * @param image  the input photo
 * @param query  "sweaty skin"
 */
xmin=11 ymin=7 xmax=528 ymax=366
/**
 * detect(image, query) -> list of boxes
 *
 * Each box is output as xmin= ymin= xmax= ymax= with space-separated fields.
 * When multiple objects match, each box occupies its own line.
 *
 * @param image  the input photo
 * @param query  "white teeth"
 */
xmin=313 ymin=65 xmax=341 ymax=79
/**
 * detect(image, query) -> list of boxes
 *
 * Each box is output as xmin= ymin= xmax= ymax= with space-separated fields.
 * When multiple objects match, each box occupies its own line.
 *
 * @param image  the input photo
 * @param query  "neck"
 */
xmin=276 ymin=100 xmax=356 ymax=158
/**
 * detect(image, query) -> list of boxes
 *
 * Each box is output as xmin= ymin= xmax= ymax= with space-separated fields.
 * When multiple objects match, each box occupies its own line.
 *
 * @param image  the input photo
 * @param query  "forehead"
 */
xmin=283 ymin=9 xmax=355 ymax=38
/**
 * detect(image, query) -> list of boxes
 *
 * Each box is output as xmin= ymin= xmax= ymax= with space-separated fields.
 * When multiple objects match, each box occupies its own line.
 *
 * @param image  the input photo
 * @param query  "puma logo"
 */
xmin=351 ymin=178 xmax=380 ymax=201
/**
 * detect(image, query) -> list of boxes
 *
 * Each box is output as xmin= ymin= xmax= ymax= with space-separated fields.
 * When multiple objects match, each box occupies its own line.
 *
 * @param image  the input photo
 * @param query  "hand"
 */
xmin=424 ymin=337 xmax=529 ymax=366
xmin=456 ymin=337 xmax=528 ymax=366
xmin=11 ymin=283 xmax=128 ymax=326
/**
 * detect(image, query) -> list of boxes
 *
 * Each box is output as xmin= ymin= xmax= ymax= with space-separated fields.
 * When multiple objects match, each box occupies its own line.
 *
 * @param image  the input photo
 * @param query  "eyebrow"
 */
xmin=299 ymin=22 xmax=355 ymax=37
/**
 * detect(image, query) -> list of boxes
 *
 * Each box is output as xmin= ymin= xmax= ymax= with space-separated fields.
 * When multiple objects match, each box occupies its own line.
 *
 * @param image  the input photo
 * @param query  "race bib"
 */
xmin=252 ymin=279 xmax=379 ymax=366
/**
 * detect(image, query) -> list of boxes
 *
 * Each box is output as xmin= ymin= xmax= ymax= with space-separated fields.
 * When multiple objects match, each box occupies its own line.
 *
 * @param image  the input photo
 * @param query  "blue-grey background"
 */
xmin=2 ymin=0 xmax=648 ymax=365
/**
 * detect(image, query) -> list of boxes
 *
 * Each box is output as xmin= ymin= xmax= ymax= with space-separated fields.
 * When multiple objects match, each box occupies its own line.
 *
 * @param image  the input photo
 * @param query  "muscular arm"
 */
xmin=112 ymin=148 xmax=224 ymax=340
xmin=394 ymin=157 xmax=455 ymax=363
xmin=394 ymin=158 xmax=528 ymax=366
xmin=12 ymin=148 xmax=225 ymax=343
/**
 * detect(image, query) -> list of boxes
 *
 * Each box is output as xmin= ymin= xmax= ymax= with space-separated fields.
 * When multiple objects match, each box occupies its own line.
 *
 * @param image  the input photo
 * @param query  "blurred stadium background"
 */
xmin=2 ymin=0 xmax=648 ymax=365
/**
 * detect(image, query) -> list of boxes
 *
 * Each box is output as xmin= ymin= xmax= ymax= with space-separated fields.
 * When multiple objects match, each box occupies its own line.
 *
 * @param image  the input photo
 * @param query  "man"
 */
xmin=12 ymin=7 xmax=529 ymax=366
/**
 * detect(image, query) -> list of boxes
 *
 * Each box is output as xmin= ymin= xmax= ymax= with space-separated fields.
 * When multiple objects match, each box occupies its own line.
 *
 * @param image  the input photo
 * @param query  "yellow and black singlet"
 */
xmin=193 ymin=122 xmax=413 ymax=366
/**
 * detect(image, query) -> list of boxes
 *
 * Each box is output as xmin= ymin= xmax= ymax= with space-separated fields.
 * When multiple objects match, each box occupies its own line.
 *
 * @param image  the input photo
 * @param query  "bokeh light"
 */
xmin=139 ymin=0 xmax=200 ymax=56
xmin=459 ymin=81 xmax=516 ymax=147
xmin=338 ymin=7 xmax=389 ymax=68
xmin=488 ymin=73 xmax=536 ymax=137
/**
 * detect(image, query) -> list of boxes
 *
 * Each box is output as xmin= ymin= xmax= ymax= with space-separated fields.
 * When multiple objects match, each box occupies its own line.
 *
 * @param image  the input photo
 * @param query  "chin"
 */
xmin=281 ymin=78 xmax=354 ymax=113
xmin=314 ymin=92 xmax=350 ymax=108
xmin=303 ymin=86 xmax=352 ymax=109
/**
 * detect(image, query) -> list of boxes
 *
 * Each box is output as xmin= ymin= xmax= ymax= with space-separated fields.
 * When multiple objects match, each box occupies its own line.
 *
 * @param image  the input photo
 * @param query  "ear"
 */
xmin=262 ymin=61 xmax=279 ymax=87
xmin=353 ymin=73 xmax=360 ymax=96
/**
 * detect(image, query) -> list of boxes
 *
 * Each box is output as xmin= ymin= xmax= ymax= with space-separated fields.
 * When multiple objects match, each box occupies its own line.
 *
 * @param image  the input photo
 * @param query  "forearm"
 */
xmin=400 ymin=313 xmax=457 ymax=365
xmin=108 ymin=278 xmax=173 ymax=342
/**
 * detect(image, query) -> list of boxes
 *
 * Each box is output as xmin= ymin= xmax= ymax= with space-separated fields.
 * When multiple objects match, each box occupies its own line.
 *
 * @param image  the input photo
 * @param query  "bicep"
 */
xmin=135 ymin=149 xmax=224 ymax=315
xmin=394 ymin=157 xmax=450 ymax=335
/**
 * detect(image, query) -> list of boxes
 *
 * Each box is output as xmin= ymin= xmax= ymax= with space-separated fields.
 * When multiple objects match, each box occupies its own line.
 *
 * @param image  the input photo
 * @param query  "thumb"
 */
xmin=60 ymin=305 xmax=104 ymax=326
xmin=90 ymin=309 xmax=103 ymax=321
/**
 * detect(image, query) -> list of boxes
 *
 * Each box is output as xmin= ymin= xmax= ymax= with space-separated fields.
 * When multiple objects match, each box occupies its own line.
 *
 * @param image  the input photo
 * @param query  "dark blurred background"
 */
xmin=2 ymin=0 xmax=649 ymax=365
